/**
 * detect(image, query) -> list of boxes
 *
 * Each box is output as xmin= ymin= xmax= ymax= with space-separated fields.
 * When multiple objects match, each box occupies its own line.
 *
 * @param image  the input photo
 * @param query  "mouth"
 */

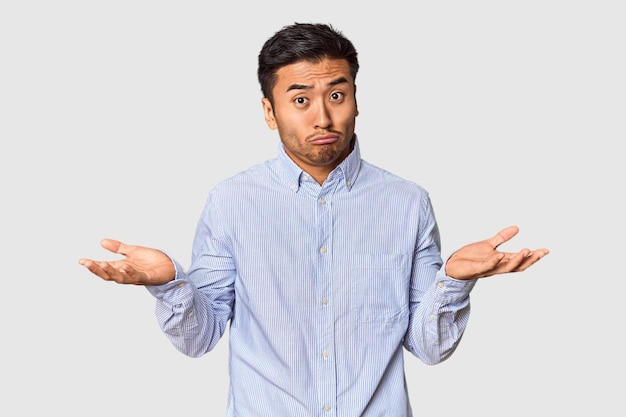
xmin=309 ymin=134 xmax=339 ymax=145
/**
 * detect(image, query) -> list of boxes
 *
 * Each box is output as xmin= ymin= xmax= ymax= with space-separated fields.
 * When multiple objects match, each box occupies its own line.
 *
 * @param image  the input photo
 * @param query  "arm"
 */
xmin=403 ymin=196 xmax=475 ymax=364
xmin=149 ymin=197 xmax=236 ymax=357
xmin=78 ymin=198 xmax=236 ymax=358
xmin=403 ymin=197 xmax=549 ymax=364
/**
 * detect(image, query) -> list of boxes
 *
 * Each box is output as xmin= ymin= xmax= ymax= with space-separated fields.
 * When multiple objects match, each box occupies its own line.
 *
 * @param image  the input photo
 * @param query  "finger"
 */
xmin=488 ymin=225 xmax=519 ymax=249
xmin=100 ymin=239 xmax=126 ymax=256
xmin=113 ymin=264 xmax=146 ymax=285
xmin=78 ymin=258 xmax=92 ymax=267
xmin=497 ymin=249 xmax=532 ymax=272
xmin=476 ymin=253 xmax=508 ymax=277
xmin=112 ymin=265 xmax=132 ymax=283
xmin=79 ymin=259 xmax=115 ymax=280
xmin=78 ymin=258 xmax=101 ymax=273
xmin=99 ymin=262 xmax=135 ymax=283
xmin=513 ymin=249 xmax=550 ymax=272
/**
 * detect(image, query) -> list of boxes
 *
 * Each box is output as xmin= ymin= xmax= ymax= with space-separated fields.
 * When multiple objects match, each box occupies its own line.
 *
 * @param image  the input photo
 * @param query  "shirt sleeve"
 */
xmin=402 ymin=193 xmax=477 ymax=365
xmin=145 ymin=194 xmax=236 ymax=358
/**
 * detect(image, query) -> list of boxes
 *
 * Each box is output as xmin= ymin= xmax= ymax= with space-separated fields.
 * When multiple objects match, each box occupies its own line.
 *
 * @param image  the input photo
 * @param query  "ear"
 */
xmin=354 ymin=84 xmax=359 ymax=117
xmin=261 ymin=97 xmax=277 ymax=130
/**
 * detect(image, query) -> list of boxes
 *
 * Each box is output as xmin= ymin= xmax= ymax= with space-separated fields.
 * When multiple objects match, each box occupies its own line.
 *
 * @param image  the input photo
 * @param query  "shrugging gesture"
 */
xmin=445 ymin=225 xmax=549 ymax=280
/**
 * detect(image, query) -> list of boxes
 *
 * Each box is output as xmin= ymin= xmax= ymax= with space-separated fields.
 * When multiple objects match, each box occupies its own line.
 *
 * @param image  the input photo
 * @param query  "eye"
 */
xmin=330 ymin=91 xmax=344 ymax=102
xmin=294 ymin=96 xmax=309 ymax=106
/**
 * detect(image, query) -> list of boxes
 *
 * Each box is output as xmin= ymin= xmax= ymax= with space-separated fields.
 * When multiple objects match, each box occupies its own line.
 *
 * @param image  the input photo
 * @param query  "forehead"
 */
xmin=273 ymin=58 xmax=353 ymax=89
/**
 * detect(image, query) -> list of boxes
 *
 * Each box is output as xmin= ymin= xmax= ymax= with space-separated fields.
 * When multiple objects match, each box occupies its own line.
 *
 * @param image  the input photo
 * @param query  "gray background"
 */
xmin=1 ymin=1 xmax=624 ymax=415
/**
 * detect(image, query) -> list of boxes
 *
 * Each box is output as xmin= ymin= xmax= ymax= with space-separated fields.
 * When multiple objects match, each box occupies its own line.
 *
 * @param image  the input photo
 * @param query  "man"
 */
xmin=79 ymin=22 xmax=548 ymax=416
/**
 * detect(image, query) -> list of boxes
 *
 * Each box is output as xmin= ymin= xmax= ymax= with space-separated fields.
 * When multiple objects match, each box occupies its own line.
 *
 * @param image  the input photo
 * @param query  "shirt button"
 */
xmin=324 ymin=405 xmax=331 ymax=412
xmin=187 ymin=311 xmax=194 ymax=318
xmin=437 ymin=281 xmax=444 ymax=288
xmin=322 ymin=351 xmax=329 ymax=359
xmin=320 ymin=246 xmax=327 ymax=254
xmin=177 ymin=282 xmax=186 ymax=288
xmin=319 ymin=198 xmax=326 ymax=205
xmin=346 ymin=180 xmax=351 ymax=186
xmin=429 ymin=314 xmax=435 ymax=321
xmin=321 ymin=298 xmax=328 ymax=306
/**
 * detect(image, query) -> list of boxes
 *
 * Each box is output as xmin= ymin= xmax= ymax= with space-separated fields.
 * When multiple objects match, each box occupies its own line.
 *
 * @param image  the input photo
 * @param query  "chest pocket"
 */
xmin=350 ymin=253 xmax=411 ymax=323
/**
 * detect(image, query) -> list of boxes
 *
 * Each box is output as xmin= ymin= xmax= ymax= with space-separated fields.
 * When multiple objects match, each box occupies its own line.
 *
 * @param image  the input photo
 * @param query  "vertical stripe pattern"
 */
xmin=148 ymin=138 xmax=476 ymax=416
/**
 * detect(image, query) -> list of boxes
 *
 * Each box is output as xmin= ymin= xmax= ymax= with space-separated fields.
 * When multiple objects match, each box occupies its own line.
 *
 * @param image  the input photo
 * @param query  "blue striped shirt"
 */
xmin=148 ymin=138 xmax=476 ymax=416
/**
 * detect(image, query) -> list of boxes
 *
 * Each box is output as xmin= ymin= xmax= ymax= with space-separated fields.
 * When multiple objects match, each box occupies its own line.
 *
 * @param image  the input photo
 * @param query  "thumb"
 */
xmin=489 ymin=225 xmax=519 ymax=249
xmin=100 ymin=238 xmax=125 ymax=255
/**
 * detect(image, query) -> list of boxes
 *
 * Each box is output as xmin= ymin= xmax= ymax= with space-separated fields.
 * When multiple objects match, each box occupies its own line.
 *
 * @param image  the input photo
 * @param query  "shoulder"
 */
xmin=358 ymin=159 xmax=430 ymax=196
xmin=201 ymin=158 xmax=285 ymax=210
xmin=211 ymin=159 xmax=276 ymax=191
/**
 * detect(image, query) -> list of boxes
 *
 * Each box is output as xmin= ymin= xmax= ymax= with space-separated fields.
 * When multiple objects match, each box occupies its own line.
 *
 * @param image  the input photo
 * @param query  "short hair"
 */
xmin=257 ymin=23 xmax=359 ymax=104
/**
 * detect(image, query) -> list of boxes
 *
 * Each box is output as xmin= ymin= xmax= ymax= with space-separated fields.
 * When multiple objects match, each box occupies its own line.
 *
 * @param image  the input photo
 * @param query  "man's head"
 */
xmin=257 ymin=23 xmax=361 ymax=184
xmin=258 ymin=23 xmax=359 ymax=105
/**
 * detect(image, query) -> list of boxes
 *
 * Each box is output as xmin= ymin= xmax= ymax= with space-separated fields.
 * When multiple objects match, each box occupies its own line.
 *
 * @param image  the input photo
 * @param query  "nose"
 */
xmin=313 ymin=101 xmax=331 ymax=129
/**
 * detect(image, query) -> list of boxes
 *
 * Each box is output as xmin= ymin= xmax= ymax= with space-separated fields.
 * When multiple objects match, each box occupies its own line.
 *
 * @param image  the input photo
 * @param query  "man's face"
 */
xmin=262 ymin=58 xmax=358 ymax=183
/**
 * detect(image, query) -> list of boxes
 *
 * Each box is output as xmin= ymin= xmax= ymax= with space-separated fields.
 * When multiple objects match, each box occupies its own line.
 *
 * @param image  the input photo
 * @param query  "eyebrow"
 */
xmin=285 ymin=76 xmax=349 ymax=93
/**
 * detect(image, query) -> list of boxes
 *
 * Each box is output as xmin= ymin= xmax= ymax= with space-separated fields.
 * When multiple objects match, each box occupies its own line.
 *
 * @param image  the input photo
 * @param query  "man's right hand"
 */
xmin=79 ymin=239 xmax=176 ymax=286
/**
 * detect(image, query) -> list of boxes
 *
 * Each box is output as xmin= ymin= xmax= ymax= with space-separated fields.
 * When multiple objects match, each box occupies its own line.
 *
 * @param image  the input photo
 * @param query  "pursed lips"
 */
xmin=308 ymin=135 xmax=339 ymax=145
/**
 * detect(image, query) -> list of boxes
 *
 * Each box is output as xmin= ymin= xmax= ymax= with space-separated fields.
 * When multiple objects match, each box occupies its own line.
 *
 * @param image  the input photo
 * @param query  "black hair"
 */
xmin=257 ymin=23 xmax=359 ymax=104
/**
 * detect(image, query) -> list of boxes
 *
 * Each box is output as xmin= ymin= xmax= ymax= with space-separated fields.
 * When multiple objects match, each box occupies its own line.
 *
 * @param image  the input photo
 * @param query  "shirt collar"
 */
xmin=277 ymin=135 xmax=362 ymax=192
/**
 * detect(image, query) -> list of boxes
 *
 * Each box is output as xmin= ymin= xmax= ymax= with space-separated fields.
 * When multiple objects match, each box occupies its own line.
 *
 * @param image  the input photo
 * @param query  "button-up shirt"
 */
xmin=148 ymin=138 xmax=476 ymax=416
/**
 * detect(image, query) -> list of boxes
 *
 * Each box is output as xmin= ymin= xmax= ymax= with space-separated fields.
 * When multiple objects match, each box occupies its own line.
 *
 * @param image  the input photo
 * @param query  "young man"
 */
xmin=79 ymin=23 xmax=548 ymax=416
